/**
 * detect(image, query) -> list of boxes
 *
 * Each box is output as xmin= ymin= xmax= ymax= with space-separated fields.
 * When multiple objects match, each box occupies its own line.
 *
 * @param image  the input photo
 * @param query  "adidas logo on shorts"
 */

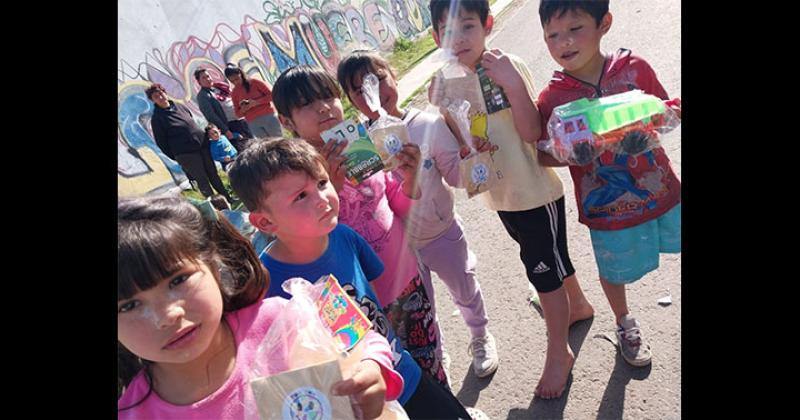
xmin=532 ymin=261 xmax=550 ymax=274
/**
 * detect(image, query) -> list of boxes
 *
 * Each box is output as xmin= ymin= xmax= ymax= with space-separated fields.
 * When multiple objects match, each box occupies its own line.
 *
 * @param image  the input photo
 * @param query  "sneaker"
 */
xmin=465 ymin=407 xmax=490 ymax=420
xmin=468 ymin=332 xmax=499 ymax=377
xmin=615 ymin=315 xmax=652 ymax=367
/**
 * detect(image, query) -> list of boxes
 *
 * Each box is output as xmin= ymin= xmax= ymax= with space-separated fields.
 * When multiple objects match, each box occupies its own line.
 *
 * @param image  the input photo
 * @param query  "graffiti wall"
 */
xmin=118 ymin=0 xmax=432 ymax=196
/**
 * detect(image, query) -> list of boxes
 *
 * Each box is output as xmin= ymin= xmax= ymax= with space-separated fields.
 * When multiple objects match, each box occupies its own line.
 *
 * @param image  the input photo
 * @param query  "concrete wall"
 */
xmin=118 ymin=0 xmax=432 ymax=196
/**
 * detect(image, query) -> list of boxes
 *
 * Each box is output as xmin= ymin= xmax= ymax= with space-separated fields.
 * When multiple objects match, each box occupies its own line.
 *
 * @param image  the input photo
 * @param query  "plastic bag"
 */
xmin=448 ymin=99 xmax=499 ymax=198
xmin=361 ymin=73 xmax=411 ymax=172
xmin=247 ymin=275 xmax=408 ymax=420
xmin=538 ymin=90 xmax=681 ymax=165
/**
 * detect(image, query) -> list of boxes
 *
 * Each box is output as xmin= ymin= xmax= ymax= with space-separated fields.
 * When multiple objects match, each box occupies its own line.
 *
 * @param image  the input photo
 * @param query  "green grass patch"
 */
xmin=400 ymin=78 xmax=432 ymax=108
xmin=388 ymin=34 xmax=438 ymax=78
xmin=180 ymin=170 xmax=245 ymax=210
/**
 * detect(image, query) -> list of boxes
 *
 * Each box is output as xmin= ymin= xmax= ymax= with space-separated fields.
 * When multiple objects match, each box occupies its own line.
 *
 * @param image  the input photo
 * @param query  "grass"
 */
xmin=388 ymin=34 xmax=438 ymax=79
xmin=400 ymin=78 xmax=432 ymax=108
xmin=180 ymin=170 xmax=245 ymax=210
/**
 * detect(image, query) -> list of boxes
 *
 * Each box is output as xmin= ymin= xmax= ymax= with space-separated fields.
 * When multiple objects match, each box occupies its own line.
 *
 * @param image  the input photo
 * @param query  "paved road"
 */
xmin=410 ymin=0 xmax=681 ymax=418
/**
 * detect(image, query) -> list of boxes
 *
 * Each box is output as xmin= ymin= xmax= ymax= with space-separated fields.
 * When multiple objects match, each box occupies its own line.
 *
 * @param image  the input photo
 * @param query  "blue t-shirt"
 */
xmin=209 ymin=135 xmax=237 ymax=163
xmin=260 ymin=224 xmax=421 ymax=404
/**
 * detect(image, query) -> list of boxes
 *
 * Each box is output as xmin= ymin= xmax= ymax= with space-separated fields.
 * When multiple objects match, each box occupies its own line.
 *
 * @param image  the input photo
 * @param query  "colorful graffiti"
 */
xmin=119 ymin=0 xmax=432 ymax=196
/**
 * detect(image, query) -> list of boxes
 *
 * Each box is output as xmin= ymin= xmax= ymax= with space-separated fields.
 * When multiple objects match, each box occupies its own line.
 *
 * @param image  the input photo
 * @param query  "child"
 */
xmin=268 ymin=65 xmax=454 ymax=389
xmin=337 ymin=50 xmax=499 ymax=378
xmin=204 ymin=124 xmax=238 ymax=171
xmin=227 ymin=137 xmax=474 ymax=419
xmin=117 ymin=195 xmax=402 ymax=419
xmin=427 ymin=0 xmax=595 ymax=399
xmin=536 ymin=0 xmax=682 ymax=368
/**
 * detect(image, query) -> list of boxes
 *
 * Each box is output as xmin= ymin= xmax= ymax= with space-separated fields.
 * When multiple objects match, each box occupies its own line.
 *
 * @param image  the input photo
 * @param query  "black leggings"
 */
xmin=403 ymin=372 xmax=472 ymax=419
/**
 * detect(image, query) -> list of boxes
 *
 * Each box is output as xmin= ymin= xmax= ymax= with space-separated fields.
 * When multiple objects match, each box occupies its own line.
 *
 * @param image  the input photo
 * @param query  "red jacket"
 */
xmin=231 ymin=78 xmax=276 ymax=121
xmin=537 ymin=48 xmax=681 ymax=230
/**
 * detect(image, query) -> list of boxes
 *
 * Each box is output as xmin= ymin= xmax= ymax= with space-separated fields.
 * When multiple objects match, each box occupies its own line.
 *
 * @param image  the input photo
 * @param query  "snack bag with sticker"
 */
xmin=448 ymin=100 xmax=499 ymax=198
xmin=321 ymin=118 xmax=385 ymax=185
xmin=361 ymin=73 xmax=411 ymax=172
xmin=246 ymin=276 xmax=408 ymax=420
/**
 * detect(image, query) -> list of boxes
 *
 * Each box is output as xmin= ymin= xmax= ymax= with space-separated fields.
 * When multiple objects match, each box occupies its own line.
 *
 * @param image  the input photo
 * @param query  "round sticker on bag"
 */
xmin=384 ymin=134 xmax=402 ymax=155
xmin=471 ymin=163 xmax=489 ymax=185
xmin=282 ymin=387 xmax=332 ymax=420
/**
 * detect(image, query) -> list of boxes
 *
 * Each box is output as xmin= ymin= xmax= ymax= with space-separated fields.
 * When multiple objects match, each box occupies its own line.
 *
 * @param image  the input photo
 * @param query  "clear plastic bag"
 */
xmin=247 ymin=276 xmax=408 ymax=420
xmin=448 ymin=100 xmax=499 ymax=198
xmin=538 ymin=90 xmax=681 ymax=165
xmin=361 ymin=73 xmax=411 ymax=172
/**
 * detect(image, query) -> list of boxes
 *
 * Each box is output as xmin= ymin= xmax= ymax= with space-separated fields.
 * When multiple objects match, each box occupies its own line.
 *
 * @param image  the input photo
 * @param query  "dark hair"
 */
xmin=204 ymin=123 xmax=218 ymax=137
xmin=144 ymin=83 xmax=166 ymax=101
xmin=336 ymin=50 xmax=395 ymax=102
xmin=209 ymin=194 xmax=232 ymax=211
xmin=429 ymin=0 xmax=490 ymax=33
xmin=117 ymin=195 xmax=269 ymax=409
xmin=228 ymin=137 xmax=328 ymax=212
xmin=539 ymin=0 xmax=609 ymax=26
xmin=224 ymin=63 xmax=251 ymax=92
xmin=193 ymin=67 xmax=208 ymax=82
xmin=271 ymin=65 xmax=341 ymax=119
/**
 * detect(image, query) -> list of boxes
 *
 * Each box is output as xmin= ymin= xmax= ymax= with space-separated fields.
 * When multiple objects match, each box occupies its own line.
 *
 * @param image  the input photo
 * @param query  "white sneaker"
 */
xmin=468 ymin=332 xmax=499 ymax=377
xmin=615 ymin=315 xmax=652 ymax=367
xmin=465 ymin=407 xmax=491 ymax=420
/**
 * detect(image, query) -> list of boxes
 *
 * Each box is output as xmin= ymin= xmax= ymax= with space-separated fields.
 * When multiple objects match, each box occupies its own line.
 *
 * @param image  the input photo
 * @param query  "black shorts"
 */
xmin=497 ymin=197 xmax=576 ymax=293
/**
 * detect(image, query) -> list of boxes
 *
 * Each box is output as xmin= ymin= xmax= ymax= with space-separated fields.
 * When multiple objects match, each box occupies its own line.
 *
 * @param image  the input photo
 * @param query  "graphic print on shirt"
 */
xmin=383 ymin=274 xmax=447 ymax=387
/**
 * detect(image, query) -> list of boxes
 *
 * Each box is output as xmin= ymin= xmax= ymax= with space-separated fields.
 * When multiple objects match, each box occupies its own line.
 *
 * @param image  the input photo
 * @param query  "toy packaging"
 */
xmin=539 ymin=90 xmax=681 ymax=165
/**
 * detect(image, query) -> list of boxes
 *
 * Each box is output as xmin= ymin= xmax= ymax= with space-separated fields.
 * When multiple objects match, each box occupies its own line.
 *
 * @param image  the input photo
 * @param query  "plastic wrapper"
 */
xmin=361 ymin=73 xmax=411 ymax=172
xmin=247 ymin=275 xmax=408 ymax=420
xmin=430 ymin=50 xmax=510 ymax=117
xmin=539 ymin=90 xmax=681 ymax=165
xmin=321 ymin=118 xmax=385 ymax=185
xmin=448 ymin=100 xmax=499 ymax=198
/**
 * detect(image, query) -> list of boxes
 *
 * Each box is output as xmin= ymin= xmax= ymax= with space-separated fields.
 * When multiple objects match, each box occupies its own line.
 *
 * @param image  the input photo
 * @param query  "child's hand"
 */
xmin=459 ymin=145 xmax=472 ymax=159
xmin=396 ymin=143 xmax=421 ymax=198
xmin=481 ymin=49 xmax=524 ymax=92
xmin=473 ymin=136 xmax=497 ymax=154
xmin=224 ymin=157 xmax=231 ymax=162
xmin=321 ymin=140 xmax=348 ymax=192
xmin=667 ymin=97 xmax=681 ymax=120
xmin=396 ymin=143 xmax=421 ymax=178
xmin=331 ymin=359 xmax=386 ymax=420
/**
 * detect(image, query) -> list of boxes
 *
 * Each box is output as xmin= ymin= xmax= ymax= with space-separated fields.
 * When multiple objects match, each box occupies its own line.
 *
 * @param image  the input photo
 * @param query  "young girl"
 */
xmin=117 ymin=195 xmax=402 ymax=419
xmin=224 ymin=63 xmax=283 ymax=138
xmin=270 ymin=65 xmax=448 ymax=387
xmin=336 ymin=50 xmax=499 ymax=378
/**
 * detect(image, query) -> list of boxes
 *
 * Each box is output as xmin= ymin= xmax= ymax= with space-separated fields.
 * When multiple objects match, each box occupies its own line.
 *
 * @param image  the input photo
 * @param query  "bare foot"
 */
xmin=534 ymin=349 xmax=575 ymax=399
xmin=569 ymin=300 xmax=595 ymax=327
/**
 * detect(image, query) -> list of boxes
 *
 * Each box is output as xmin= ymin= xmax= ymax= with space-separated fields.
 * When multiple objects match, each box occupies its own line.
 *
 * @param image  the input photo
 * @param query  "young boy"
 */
xmin=536 ymin=0 xmax=682 ymax=368
xmin=270 ymin=66 xmax=456 ymax=388
xmin=227 ymin=137 xmax=474 ymax=419
xmin=205 ymin=124 xmax=239 ymax=171
xmin=427 ymin=0 xmax=595 ymax=399
xmin=336 ymin=50 xmax=500 ymax=379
